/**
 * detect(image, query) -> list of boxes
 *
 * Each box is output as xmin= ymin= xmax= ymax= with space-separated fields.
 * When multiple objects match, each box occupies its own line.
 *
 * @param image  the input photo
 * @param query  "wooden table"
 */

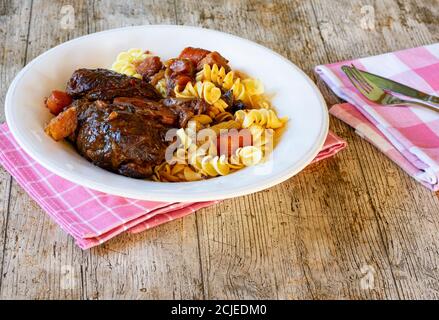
xmin=0 ymin=0 xmax=438 ymax=300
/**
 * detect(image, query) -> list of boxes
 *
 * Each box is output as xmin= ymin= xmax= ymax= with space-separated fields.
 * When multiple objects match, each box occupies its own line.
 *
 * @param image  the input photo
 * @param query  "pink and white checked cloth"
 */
xmin=316 ymin=43 xmax=439 ymax=191
xmin=0 ymin=123 xmax=345 ymax=249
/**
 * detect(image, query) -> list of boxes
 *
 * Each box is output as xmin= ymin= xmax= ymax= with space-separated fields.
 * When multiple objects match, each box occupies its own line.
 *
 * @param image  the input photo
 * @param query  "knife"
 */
xmin=354 ymin=68 xmax=439 ymax=104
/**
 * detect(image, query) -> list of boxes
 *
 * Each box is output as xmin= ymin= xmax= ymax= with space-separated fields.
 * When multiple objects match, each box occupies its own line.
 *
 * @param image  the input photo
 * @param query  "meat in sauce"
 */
xmin=44 ymin=47 xmax=233 ymax=179
xmin=66 ymin=68 xmax=162 ymax=101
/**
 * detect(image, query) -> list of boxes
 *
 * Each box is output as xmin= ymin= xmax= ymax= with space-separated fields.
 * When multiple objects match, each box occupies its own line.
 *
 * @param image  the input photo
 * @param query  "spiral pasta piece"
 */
xmin=206 ymin=103 xmax=229 ymax=119
xmin=210 ymin=120 xmax=241 ymax=135
xmin=235 ymin=109 xmax=287 ymax=129
xmin=247 ymin=125 xmax=274 ymax=148
xmin=191 ymin=114 xmax=213 ymax=125
xmin=214 ymin=111 xmax=234 ymax=123
xmin=196 ymin=64 xmax=231 ymax=87
xmin=227 ymin=147 xmax=263 ymax=170
xmin=155 ymin=78 xmax=167 ymax=97
xmin=227 ymin=77 xmax=248 ymax=101
xmin=230 ymin=146 xmax=264 ymax=167
xmin=191 ymin=155 xmax=231 ymax=177
xmin=174 ymin=81 xmax=224 ymax=105
xmin=153 ymin=162 xmax=203 ymax=182
xmin=111 ymin=48 xmax=151 ymax=79
xmin=248 ymin=93 xmax=271 ymax=109
xmin=176 ymin=127 xmax=194 ymax=149
xmin=242 ymin=78 xmax=265 ymax=96
xmin=197 ymin=64 xmax=265 ymax=103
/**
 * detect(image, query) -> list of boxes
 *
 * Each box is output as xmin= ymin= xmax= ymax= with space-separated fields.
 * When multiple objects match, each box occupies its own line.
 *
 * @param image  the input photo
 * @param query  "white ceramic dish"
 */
xmin=5 ymin=25 xmax=328 ymax=202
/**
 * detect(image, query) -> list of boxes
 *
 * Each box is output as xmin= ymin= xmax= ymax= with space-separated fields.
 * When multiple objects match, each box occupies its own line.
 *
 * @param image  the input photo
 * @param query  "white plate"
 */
xmin=5 ymin=25 xmax=328 ymax=202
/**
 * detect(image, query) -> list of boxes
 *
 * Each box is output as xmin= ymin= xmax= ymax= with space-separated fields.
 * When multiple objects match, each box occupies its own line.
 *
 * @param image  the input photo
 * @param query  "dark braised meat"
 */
xmin=135 ymin=56 xmax=163 ymax=81
xmin=197 ymin=51 xmax=230 ymax=71
xmin=163 ymin=48 xmax=230 ymax=95
xmin=66 ymin=68 xmax=161 ymax=101
xmin=163 ymin=97 xmax=208 ymax=127
xmin=45 ymin=95 xmax=209 ymax=178
xmin=165 ymin=58 xmax=195 ymax=94
xmin=74 ymin=100 xmax=171 ymax=178
xmin=46 ymin=67 xmax=213 ymax=179
xmin=178 ymin=47 xmax=210 ymax=66
xmin=113 ymin=97 xmax=176 ymax=125
xmin=114 ymin=96 xmax=208 ymax=128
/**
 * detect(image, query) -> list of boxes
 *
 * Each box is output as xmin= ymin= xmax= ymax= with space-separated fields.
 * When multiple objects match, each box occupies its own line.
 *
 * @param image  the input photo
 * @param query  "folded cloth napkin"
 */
xmin=316 ymin=43 xmax=439 ymax=191
xmin=0 ymin=123 xmax=345 ymax=249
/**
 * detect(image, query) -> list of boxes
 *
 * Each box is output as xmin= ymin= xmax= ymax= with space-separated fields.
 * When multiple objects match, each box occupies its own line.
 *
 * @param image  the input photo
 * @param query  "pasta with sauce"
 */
xmin=109 ymin=47 xmax=288 ymax=182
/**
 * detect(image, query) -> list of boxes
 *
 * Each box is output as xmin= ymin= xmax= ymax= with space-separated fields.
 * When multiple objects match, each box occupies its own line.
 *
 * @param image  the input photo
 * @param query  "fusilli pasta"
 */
xmin=174 ymin=81 xmax=229 ymax=114
xmin=108 ymin=48 xmax=289 ymax=182
xmin=235 ymin=109 xmax=287 ymax=129
xmin=197 ymin=64 xmax=265 ymax=104
xmin=110 ymin=48 xmax=150 ymax=79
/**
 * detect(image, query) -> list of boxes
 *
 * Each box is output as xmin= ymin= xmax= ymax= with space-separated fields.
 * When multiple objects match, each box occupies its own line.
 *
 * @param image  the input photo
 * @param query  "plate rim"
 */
xmin=5 ymin=24 xmax=329 ymax=201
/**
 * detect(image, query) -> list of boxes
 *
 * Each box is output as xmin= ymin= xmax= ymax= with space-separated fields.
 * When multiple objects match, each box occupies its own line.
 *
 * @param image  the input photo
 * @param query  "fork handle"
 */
xmin=398 ymin=100 xmax=439 ymax=112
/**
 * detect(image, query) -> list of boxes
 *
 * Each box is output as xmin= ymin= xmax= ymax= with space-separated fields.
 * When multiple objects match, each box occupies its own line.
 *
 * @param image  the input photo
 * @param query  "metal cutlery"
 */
xmin=356 ymin=68 xmax=439 ymax=104
xmin=341 ymin=65 xmax=439 ymax=112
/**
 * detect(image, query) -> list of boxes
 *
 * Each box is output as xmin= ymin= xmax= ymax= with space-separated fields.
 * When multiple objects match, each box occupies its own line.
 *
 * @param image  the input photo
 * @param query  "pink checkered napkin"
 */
xmin=316 ymin=43 xmax=439 ymax=191
xmin=0 ymin=123 xmax=345 ymax=249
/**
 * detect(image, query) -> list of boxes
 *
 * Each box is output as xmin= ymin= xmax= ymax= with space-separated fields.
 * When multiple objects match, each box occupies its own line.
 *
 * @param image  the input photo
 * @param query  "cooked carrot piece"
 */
xmin=44 ymin=106 xmax=77 ymax=141
xmin=216 ymin=129 xmax=253 ymax=156
xmin=46 ymin=90 xmax=73 ymax=115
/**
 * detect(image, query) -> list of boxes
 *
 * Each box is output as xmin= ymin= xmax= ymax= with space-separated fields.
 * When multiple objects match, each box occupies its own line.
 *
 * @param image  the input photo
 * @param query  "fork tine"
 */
xmin=342 ymin=67 xmax=370 ymax=96
xmin=350 ymin=65 xmax=373 ymax=91
xmin=342 ymin=66 xmax=371 ymax=93
xmin=349 ymin=68 xmax=371 ymax=93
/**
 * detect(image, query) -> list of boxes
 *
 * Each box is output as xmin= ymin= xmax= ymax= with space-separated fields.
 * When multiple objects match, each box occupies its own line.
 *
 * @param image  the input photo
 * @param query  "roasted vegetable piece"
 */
xmin=45 ymin=90 xmax=73 ymax=115
xmin=44 ymin=106 xmax=77 ymax=141
xmin=216 ymin=129 xmax=253 ymax=156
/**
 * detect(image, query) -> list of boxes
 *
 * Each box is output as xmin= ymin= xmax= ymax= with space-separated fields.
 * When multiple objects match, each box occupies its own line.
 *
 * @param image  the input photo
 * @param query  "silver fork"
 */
xmin=341 ymin=65 xmax=439 ymax=112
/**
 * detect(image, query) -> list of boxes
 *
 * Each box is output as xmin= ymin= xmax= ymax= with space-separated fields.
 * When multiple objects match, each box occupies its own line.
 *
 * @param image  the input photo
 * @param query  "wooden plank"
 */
xmin=176 ymin=0 xmax=405 ymax=299
xmin=0 ymin=0 xmax=89 ymax=299
xmin=0 ymin=0 xmax=32 ymax=295
xmin=1 ymin=0 xmax=204 ymax=300
xmin=311 ymin=0 xmax=439 ymax=299
xmin=0 ymin=0 xmax=32 ymax=122
xmin=87 ymin=0 xmax=177 ymax=30
xmin=82 ymin=0 xmax=204 ymax=300
xmin=82 ymin=218 xmax=205 ymax=299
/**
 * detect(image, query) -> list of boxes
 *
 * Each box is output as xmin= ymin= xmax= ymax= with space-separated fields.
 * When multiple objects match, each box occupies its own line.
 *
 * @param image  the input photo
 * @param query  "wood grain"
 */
xmin=176 ymin=0 xmax=405 ymax=300
xmin=83 ymin=0 xmax=205 ymax=300
xmin=0 ymin=0 xmax=32 ymax=296
xmin=0 ymin=0 xmax=438 ymax=299
xmin=311 ymin=0 xmax=439 ymax=300
xmin=0 ymin=0 xmax=89 ymax=299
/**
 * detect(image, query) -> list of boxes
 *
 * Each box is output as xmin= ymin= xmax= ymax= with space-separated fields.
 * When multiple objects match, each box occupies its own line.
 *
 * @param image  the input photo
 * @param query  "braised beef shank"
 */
xmin=74 ymin=100 xmax=171 ymax=178
xmin=66 ymin=68 xmax=162 ymax=101
xmin=45 ymin=68 xmax=207 ymax=179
